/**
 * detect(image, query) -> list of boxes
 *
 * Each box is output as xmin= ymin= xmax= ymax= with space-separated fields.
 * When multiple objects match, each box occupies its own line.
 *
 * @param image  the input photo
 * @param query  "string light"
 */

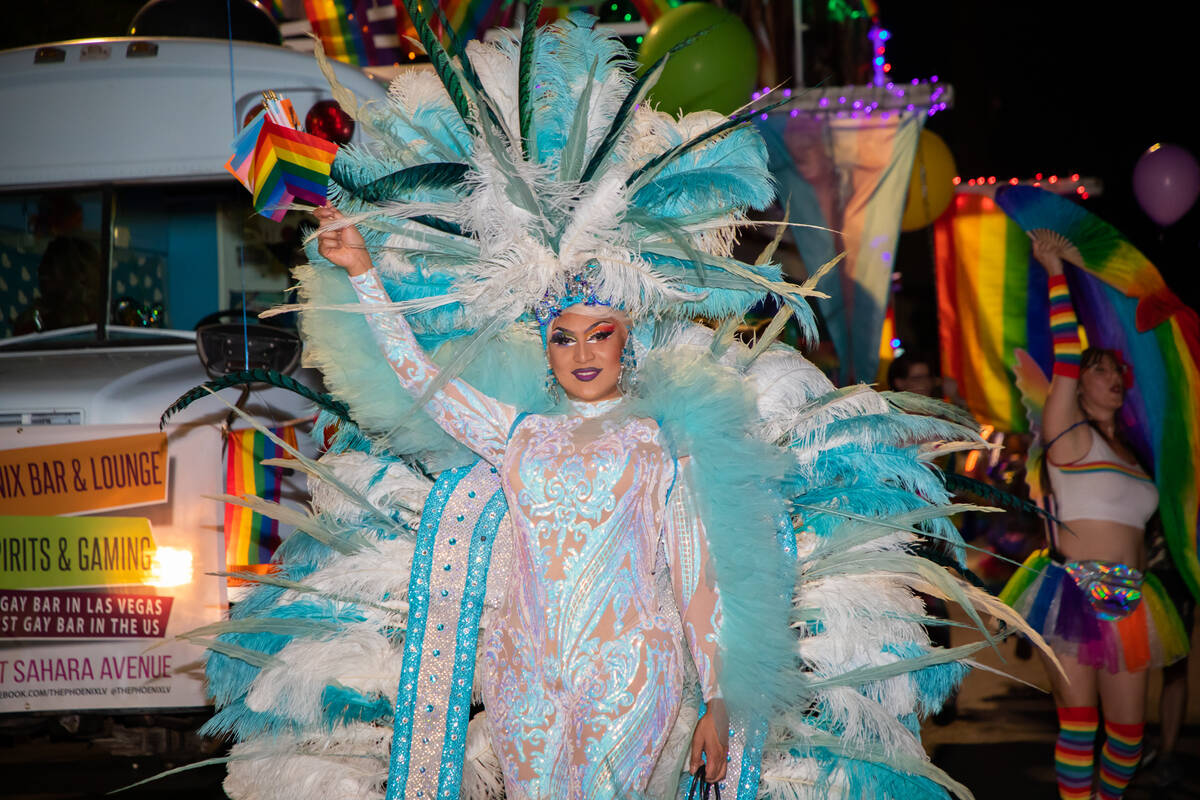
xmin=951 ymin=173 xmax=1099 ymax=198
xmin=749 ymin=21 xmax=951 ymax=121
xmin=868 ymin=25 xmax=892 ymax=86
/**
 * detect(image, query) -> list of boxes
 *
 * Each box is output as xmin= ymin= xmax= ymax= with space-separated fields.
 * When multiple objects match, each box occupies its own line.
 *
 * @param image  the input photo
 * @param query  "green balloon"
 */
xmin=637 ymin=3 xmax=758 ymax=117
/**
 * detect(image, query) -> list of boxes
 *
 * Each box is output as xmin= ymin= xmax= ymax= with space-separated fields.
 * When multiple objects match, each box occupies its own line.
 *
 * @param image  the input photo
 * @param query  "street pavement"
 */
xmin=923 ymin=619 xmax=1200 ymax=799
xmin=2 ymin=622 xmax=1195 ymax=799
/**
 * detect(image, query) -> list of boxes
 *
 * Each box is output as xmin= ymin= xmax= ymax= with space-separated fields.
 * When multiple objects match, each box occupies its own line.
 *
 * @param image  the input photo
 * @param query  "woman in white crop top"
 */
xmin=1000 ymin=234 xmax=1188 ymax=800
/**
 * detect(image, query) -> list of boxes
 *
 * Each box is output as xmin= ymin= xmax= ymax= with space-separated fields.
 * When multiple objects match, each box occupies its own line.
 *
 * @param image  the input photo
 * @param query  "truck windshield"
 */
xmin=0 ymin=185 xmax=305 ymax=346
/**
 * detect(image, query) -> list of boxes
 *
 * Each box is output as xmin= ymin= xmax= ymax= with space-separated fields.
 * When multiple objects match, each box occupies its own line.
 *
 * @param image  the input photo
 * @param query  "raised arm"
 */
xmin=315 ymin=207 xmax=516 ymax=464
xmin=1033 ymin=232 xmax=1089 ymax=464
xmin=664 ymin=458 xmax=728 ymax=781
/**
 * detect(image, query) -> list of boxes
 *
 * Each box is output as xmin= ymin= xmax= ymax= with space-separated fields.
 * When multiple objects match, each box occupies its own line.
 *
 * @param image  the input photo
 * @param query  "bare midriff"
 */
xmin=1055 ymin=518 xmax=1144 ymax=570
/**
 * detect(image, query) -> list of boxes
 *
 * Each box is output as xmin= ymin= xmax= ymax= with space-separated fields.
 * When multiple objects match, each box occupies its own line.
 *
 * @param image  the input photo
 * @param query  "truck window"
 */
xmin=2 ymin=185 xmax=307 ymax=343
xmin=1 ymin=189 xmax=105 ymax=338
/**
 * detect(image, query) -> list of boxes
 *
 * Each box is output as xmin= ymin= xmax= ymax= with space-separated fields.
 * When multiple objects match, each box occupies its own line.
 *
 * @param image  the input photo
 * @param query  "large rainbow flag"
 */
xmin=937 ymin=186 xmax=1200 ymax=601
xmin=934 ymin=193 xmax=1051 ymax=432
xmin=224 ymin=425 xmax=299 ymax=569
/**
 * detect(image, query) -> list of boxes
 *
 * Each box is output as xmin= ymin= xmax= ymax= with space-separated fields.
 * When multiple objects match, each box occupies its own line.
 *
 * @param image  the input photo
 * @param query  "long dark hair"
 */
xmin=1075 ymin=347 xmax=1153 ymax=479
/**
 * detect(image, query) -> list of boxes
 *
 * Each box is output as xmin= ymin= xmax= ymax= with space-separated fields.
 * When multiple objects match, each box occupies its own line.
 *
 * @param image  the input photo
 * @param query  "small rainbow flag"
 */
xmin=224 ymin=425 xmax=299 ymax=570
xmin=226 ymin=101 xmax=339 ymax=221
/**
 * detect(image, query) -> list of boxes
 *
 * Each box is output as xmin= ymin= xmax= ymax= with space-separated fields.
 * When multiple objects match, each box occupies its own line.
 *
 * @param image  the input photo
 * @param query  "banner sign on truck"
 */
xmin=0 ymin=424 xmax=224 ymax=713
xmin=0 ymin=432 xmax=169 ymax=516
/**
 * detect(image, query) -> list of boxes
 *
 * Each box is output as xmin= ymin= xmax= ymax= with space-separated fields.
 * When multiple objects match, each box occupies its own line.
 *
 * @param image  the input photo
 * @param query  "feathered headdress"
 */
xmin=315 ymin=5 xmax=815 ymax=344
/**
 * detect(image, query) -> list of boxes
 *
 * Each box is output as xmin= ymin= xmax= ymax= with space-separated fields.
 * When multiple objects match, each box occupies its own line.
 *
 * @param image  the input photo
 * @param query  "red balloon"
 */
xmin=305 ymin=99 xmax=355 ymax=146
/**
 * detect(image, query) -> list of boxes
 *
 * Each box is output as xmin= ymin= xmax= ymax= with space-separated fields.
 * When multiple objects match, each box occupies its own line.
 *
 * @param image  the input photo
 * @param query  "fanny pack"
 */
xmin=1063 ymin=560 xmax=1144 ymax=621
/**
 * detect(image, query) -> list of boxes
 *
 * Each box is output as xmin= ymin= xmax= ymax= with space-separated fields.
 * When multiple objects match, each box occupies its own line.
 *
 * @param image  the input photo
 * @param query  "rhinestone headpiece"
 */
xmin=532 ymin=266 xmax=610 ymax=326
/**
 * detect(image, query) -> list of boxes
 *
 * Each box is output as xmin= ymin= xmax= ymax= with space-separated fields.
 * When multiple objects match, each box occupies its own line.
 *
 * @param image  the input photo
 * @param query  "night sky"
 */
xmin=887 ymin=2 xmax=1200 ymax=352
xmin=5 ymin=1 xmax=1197 ymax=354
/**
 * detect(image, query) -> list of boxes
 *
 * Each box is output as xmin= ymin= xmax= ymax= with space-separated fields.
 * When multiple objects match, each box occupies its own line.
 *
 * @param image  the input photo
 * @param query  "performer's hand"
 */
xmin=690 ymin=698 xmax=729 ymax=784
xmin=314 ymin=205 xmax=373 ymax=276
xmin=1030 ymin=230 xmax=1076 ymax=276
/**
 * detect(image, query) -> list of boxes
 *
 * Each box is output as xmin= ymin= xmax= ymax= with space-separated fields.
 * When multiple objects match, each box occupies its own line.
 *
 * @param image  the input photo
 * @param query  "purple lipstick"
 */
xmin=572 ymin=368 xmax=601 ymax=382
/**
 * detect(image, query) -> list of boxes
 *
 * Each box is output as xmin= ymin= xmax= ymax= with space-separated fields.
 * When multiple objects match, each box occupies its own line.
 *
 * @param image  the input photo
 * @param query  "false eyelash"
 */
xmin=549 ymin=331 xmax=574 ymax=345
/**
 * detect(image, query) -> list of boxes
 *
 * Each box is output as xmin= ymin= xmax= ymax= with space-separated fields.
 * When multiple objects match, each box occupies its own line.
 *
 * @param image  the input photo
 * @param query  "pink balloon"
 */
xmin=1132 ymin=143 xmax=1200 ymax=227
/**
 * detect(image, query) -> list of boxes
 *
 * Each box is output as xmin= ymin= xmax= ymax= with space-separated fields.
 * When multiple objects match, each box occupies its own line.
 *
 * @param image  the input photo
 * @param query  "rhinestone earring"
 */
xmin=618 ymin=342 xmax=638 ymax=394
xmin=545 ymin=362 xmax=561 ymax=403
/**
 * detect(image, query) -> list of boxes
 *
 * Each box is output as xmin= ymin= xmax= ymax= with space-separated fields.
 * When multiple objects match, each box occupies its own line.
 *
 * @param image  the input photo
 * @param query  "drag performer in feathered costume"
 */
xmin=171 ymin=8 xmax=1053 ymax=800
xmin=314 ymin=201 xmax=732 ymax=797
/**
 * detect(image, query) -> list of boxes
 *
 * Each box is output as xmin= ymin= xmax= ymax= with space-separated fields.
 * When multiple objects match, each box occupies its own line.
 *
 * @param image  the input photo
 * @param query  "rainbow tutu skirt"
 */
xmin=999 ymin=548 xmax=1189 ymax=673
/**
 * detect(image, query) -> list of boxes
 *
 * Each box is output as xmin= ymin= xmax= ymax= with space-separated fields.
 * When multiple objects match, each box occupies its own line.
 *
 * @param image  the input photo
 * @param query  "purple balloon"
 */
xmin=1132 ymin=143 xmax=1200 ymax=227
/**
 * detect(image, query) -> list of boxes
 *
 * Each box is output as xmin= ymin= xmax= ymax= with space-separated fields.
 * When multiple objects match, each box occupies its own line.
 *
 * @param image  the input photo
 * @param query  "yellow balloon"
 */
xmin=900 ymin=130 xmax=957 ymax=232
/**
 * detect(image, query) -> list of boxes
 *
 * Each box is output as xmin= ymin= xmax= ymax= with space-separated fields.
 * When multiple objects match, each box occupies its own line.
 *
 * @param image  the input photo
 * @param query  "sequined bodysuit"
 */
xmin=351 ymin=271 xmax=723 ymax=800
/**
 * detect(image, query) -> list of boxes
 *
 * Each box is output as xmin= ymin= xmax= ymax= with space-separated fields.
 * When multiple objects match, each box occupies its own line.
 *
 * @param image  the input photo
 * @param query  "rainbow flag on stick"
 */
xmin=225 ymin=100 xmax=339 ymax=221
xmin=224 ymin=425 xmax=299 ymax=571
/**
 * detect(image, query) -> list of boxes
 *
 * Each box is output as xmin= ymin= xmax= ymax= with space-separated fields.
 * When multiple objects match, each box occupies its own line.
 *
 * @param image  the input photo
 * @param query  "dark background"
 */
xmin=887 ymin=2 xmax=1200 ymax=357
xmin=3 ymin=0 xmax=1197 ymax=359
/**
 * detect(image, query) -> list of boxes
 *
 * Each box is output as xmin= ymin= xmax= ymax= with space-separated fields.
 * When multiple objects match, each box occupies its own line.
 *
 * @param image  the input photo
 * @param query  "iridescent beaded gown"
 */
xmin=350 ymin=270 xmax=723 ymax=800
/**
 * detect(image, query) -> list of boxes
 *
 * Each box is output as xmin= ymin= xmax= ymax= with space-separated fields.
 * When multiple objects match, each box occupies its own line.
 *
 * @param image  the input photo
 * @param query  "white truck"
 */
xmin=0 ymin=34 xmax=386 ymax=720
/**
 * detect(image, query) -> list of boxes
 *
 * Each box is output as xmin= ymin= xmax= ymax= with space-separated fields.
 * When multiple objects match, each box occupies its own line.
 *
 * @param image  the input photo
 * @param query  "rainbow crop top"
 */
xmin=1047 ymin=428 xmax=1158 ymax=528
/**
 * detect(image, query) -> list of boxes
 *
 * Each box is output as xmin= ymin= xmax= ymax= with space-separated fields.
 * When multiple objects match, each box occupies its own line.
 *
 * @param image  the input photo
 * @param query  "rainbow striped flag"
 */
xmin=251 ymin=119 xmax=339 ymax=220
xmin=428 ymin=0 xmax=518 ymax=50
xmin=934 ymin=193 xmax=1051 ymax=432
xmin=224 ymin=425 xmax=299 ymax=569
xmin=305 ymin=0 xmax=369 ymax=65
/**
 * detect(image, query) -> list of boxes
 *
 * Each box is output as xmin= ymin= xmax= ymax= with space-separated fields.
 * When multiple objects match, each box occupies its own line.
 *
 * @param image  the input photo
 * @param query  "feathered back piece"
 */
xmin=322 ymin=7 xmax=810 ymax=340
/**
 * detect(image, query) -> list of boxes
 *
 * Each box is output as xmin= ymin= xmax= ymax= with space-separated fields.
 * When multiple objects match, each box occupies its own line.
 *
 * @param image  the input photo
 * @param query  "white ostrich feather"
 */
xmin=223 ymin=724 xmax=389 ymax=800
xmin=308 ymin=451 xmax=431 ymax=529
xmin=388 ymin=68 xmax=452 ymax=113
xmin=279 ymin=537 xmax=415 ymax=614
xmin=758 ymin=744 xmax=842 ymax=800
xmin=461 ymin=712 xmax=506 ymax=800
xmin=244 ymin=623 xmax=400 ymax=726
xmin=465 ymin=37 xmax=521 ymax=144
xmin=794 ymin=685 xmax=927 ymax=759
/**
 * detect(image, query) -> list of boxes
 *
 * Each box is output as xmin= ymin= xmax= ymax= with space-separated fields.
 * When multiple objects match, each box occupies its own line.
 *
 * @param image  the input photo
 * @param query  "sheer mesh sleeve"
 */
xmin=349 ymin=269 xmax=516 ymax=464
xmin=663 ymin=459 xmax=723 ymax=702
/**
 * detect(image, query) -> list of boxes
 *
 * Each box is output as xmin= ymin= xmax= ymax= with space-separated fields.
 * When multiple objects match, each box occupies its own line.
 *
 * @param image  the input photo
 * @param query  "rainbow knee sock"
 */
xmin=1098 ymin=720 xmax=1143 ymax=799
xmin=1055 ymin=706 xmax=1098 ymax=800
